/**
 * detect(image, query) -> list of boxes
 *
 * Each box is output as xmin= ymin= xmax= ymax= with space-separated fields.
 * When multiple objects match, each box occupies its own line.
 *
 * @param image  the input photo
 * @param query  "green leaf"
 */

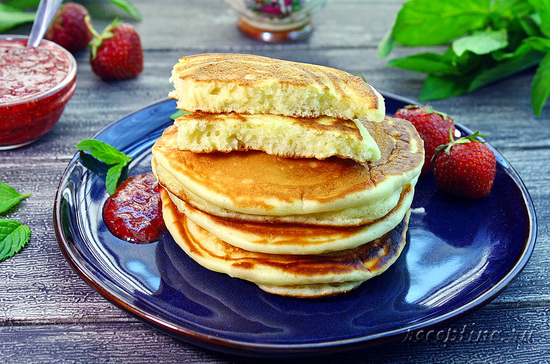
xmin=0 ymin=182 xmax=31 ymax=214
xmin=468 ymin=49 xmax=544 ymax=91
xmin=419 ymin=74 xmax=470 ymax=101
xmin=5 ymin=0 xmax=40 ymax=10
xmin=0 ymin=219 xmax=30 ymax=262
xmin=105 ymin=163 xmax=126 ymax=195
xmin=170 ymin=110 xmax=189 ymax=120
xmin=387 ymin=52 xmax=458 ymax=75
xmin=377 ymin=28 xmax=397 ymax=58
xmin=492 ymin=0 xmax=537 ymax=18
xmin=531 ymin=52 xmax=550 ymax=117
xmin=0 ymin=3 xmax=36 ymax=32
xmin=77 ymin=139 xmax=132 ymax=166
xmin=106 ymin=0 xmax=142 ymax=21
xmin=528 ymin=0 xmax=550 ymax=37
xmin=392 ymin=0 xmax=492 ymax=46
xmin=523 ymin=36 xmax=550 ymax=52
xmin=452 ymin=29 xmax=509 ymax=56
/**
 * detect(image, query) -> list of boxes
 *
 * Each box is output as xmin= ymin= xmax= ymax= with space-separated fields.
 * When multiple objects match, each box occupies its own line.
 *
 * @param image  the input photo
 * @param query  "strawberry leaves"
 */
xmin=0 ymin=182 xmax=31 ymax=262
xmin=76 ymin=139 xmax=132 ymax=195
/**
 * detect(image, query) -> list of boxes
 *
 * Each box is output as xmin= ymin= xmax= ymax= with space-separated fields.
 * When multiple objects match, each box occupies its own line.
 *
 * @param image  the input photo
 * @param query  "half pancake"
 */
xmin=174 ymin=111 xmax=381 ymax=163
xmin=169 ymin=53 xmax=385 ymax=121
xmin=166 ymin=184 xmax=413 ymax=255
xmin=152 ymin=116 xmax=423 ymax=217
xmin=161 ymin=189 xmax=410 ymax=297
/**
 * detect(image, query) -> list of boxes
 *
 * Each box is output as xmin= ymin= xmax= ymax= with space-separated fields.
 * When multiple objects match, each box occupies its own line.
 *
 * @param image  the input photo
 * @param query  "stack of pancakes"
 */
xmin=152 ymin=54 xmax=424 ymax=298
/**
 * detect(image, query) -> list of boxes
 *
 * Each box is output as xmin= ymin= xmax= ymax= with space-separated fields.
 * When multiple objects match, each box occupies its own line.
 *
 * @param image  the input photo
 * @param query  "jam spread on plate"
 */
xmin=103 ymin=173 xmax=165 ymax=243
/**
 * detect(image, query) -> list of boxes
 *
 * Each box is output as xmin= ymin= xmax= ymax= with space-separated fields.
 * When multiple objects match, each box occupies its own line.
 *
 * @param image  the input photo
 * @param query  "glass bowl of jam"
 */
xmin=224 ymin=0 xmax=327 ymax=42
xmin=0 ymin=35 xmax=77 ymax=150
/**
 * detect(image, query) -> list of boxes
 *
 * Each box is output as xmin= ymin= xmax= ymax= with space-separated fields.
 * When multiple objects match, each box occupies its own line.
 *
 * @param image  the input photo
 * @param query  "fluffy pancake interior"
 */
xmin=175 ymin=111 xmax=381 ymax=163
xmin=169 ymin=53 xmax=385 ymax=121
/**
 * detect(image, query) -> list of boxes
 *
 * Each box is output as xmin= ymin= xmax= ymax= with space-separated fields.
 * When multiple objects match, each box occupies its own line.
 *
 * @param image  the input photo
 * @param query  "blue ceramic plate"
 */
xmin=54 ymin=94 xmax=537 ymax=357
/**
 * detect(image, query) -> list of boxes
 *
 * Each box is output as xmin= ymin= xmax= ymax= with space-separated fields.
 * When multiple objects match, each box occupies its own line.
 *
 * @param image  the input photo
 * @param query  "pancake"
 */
xmin=153 ymin=158 xmax=410 ymax=226
xmin=161 ymin=189 xmax=410 ymax=297
xmin=151 ymin=116 xmax=424 ymax=217
xmin=174 ymin=111 xmax=381 ymax=162
xmin=166 ymin=184 xmax=413 ymax=255
xmin=168 ymin=53 xmax=385 ymax=122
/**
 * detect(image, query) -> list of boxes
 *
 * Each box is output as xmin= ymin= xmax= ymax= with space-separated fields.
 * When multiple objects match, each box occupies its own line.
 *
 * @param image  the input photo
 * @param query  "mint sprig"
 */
xmin=77 ymin=139 xmax=132 ymax=195
xmin=0 ymin=181 xmax=31 ymax=213
xmin=0 ymin=182 xmax=31 ymax=262
xmin=0 ymin=219 xmax=31 ymax=262
xmin=380 ymin=0 xmax=550 ymax=117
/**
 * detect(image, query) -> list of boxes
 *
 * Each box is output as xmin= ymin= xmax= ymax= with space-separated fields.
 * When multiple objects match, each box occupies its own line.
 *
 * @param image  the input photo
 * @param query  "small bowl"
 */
xmin=224 ymin=0 xmax=327 ymax=42
xmin=0 ymin=35 xmax=77 ymax=150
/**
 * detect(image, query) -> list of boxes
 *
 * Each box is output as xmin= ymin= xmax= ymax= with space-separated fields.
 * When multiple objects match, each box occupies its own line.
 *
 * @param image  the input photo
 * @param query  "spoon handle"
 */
xmin=27 ymin=0 xmax=63 ymax=47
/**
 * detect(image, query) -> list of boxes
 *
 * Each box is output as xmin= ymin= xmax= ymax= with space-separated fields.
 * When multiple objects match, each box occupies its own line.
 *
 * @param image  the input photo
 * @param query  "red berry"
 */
xmin=433 ymin=132 xmax=496 ymax=199
xmin=45 ymin=3 xmax=93 ymax=53
xmin=88 ymin=19 xmax=143 ymax=81
xmin=394 ymin=105 xmax=455 ymax=174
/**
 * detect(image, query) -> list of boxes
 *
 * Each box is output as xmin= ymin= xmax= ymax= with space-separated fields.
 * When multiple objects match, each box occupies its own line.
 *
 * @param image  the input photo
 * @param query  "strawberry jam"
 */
xmin=0 ymin=37 xmax=76 ymax=149
xmin=103 ymin=173 xmax=165 ymax=243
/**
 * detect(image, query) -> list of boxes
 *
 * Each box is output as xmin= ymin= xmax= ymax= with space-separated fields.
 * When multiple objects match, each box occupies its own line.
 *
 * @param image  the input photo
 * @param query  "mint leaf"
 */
xmin=170 ymin=110 xmax=189 ymax=120
xmin=531 ymin=52 xmax=550 ymax=117
xmin=0 ymin=182 xmax=31 ymax=214
xmin=392 ymin=0 xmax=492 ymax=46
xmin=5 ymin=0 xmax=40 ymax=10
xmin=468 ymin=49 xmax=544 ymax=92
xmin=0 ymin=219 xmax=30 ymax=262
xmin=0 ymin=3 xmax=36 ymax=32
xmin=378 ymin=28 xmax=397 ymax=58
xmin=105 ymin=163 xmax=126 ymax=195
xmin=388 ymin=52 xmax=458 ymax=75
xmin=77 ymin=139 xmax=132 ymax=166
xmin=528 ymin=0 xmax=550 ymax=37
xmin=452 ymin=29 xmax=509 ymax=57
xmin=420 ymin=74 xmax=470 ymax=101
xmin=77 ymin=139 xmax=132 ymax=195
xmin=106 ymin=0 xmax=142 ymax=20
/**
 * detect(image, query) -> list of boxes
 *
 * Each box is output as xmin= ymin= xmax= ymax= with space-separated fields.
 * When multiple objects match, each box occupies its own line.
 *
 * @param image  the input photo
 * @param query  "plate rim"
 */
xmin=53 ymin=94 xmax=538 ymax=356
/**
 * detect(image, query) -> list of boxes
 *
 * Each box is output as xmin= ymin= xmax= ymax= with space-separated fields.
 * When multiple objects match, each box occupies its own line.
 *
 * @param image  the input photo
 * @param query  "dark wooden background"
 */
xmin=1 ymin=0 xmax=548 ymax=362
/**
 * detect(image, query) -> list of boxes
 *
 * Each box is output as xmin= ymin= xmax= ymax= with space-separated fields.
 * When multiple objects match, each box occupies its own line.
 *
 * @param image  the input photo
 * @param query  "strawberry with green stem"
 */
xmin=87 ymin=18 xmax=143 ymax=81
xmin=433 ymin=131 xmax=496 ymax=199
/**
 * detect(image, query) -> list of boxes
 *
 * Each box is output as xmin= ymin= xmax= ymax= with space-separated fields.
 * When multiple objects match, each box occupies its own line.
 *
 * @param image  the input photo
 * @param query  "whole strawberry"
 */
xmin=88 ymin=19 xmax=143 ymax=81
xmin=433 ymin=132 xmax=496 ymax=199
xmin=45 ymin=3 xmax=93 ymax=53
xmin=394 ymin=105 xmax=455 ymax=174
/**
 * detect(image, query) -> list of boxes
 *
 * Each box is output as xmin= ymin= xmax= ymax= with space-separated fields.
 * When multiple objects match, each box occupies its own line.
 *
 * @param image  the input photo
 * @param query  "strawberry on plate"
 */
xmin=45 ymin=2 xmax=93 ymax=53
xmin=433 ymin=131 xmax=496 ymax=199
xmin=394 ymin=105 xmax=456 ymax=174
xmin=88 ymin=18 xmax=143 ymax=81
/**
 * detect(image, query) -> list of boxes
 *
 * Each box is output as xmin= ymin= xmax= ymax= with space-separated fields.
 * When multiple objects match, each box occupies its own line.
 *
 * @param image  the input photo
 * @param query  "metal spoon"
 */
xmin=27 ymin=0 xmax=63 ymax=47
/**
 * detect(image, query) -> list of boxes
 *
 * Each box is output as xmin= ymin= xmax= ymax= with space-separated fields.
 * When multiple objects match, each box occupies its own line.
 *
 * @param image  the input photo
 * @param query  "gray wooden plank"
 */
xmin=0 ymin=305 xmax=548 ymax=363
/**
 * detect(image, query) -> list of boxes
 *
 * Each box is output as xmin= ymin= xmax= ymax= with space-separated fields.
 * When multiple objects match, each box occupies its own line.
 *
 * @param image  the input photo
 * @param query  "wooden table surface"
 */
xmin=1 ymin=0 xmax=548 ymax=362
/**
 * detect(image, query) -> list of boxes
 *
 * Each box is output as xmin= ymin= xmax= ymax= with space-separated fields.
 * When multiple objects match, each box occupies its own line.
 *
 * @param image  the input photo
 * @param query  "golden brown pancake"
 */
xmin=151 ymin=116 xmax=424 ymax=216
xmin=168 ymin=53 xmax=385 ymax=121
xmin=166 ymin=184 xmax=413 ymax=255
xmin=161 ymin=189 xmax=410 ymax=298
